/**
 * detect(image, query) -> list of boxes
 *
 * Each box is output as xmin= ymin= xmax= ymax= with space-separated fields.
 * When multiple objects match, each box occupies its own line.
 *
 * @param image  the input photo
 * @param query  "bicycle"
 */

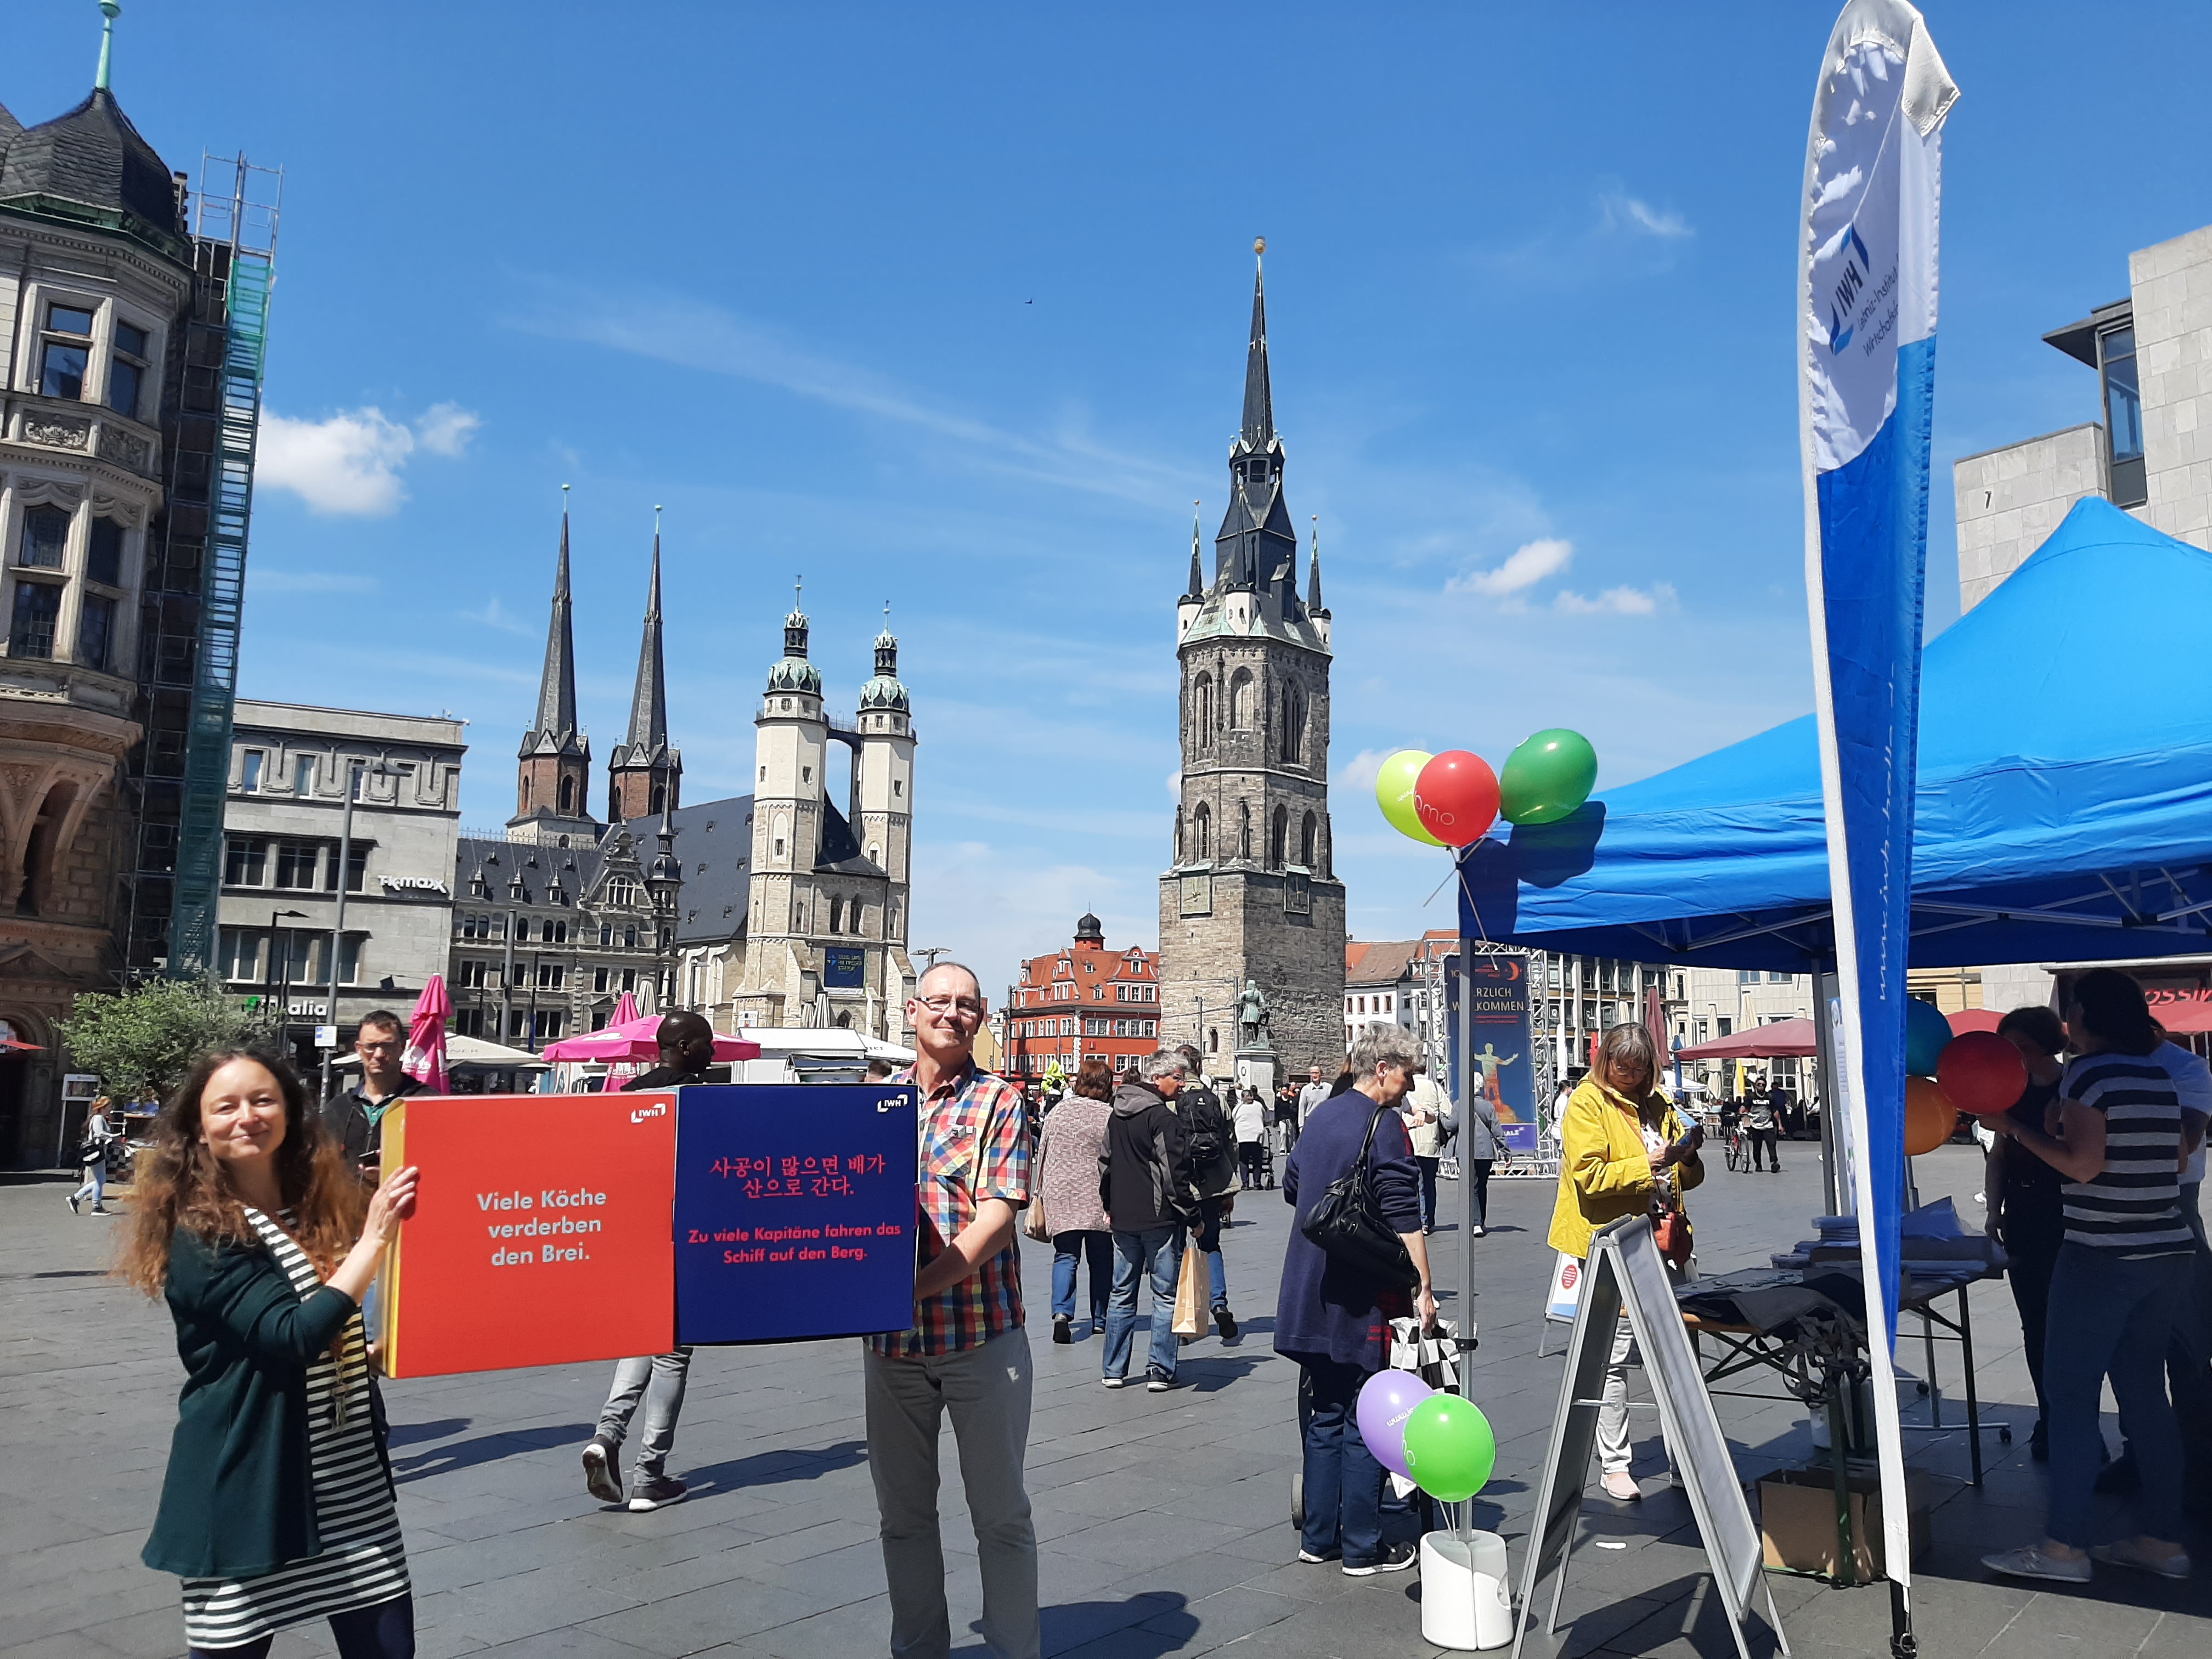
xmin=1723 ymin=1125 xmax=1751 ymax=1173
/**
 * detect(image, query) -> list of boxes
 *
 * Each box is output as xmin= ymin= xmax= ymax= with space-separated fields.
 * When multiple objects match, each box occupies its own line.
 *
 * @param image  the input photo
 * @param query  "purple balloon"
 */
xmin=1357 ymin=1369 xmax=1436 ymax=1481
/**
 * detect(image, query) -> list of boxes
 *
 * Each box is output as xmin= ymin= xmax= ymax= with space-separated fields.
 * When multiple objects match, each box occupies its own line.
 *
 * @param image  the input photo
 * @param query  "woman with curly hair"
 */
xmin=119 ymin=1048 xmax=421 ymax=1657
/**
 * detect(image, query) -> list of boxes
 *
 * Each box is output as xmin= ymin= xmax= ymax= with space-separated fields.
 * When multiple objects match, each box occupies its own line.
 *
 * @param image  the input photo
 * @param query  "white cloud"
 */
xmin=461 ymin=595 xmax=540 ymax=638
xmin=414 ymin=402 xmax=483 ymax=457
xmin=1598 ymin=190 xmax=1693 ymax=240
xmin=1553 ymin=581 xmax=1679 ymax=616
xmin=909 ymin=840 xmax=1142 ymax=995
xmin=1447 ymin=536 xmax=1573 ymax=596
xmin=258 ymin=402 xmax=483 ymax=515
xmin=1334 ymin=749 xmax=1392 ymax=794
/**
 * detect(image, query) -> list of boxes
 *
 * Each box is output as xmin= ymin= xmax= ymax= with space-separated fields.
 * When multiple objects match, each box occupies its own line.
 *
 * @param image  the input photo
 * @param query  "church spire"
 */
xmin=526 ymin=488 xmax=582 ymax=752
xmin=625 ymin=506 xmax=668 ymax=752
xmin=1186 ymin=500 xmax=1204 ymax=599
xmin=1241 ymin=238 xmax=1273 ymax=447
xmin=1307 ymin=516 xmax=1326 ymax=614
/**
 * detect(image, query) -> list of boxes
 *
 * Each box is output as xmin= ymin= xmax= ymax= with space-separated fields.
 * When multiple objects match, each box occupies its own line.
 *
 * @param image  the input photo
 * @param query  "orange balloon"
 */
xmin=1904 ymin=1076 xmax=1959 ymax=1156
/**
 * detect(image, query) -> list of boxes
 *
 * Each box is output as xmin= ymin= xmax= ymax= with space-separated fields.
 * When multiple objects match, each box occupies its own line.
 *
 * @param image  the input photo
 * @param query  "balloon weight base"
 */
xmin=1420 ymin=1530 xmax=1513 ymax=1651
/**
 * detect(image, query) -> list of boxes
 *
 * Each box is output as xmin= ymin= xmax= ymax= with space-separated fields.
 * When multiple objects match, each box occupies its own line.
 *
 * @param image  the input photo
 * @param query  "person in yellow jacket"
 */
xmin=1549 ymin=1023 xmax=1705 ymax=1500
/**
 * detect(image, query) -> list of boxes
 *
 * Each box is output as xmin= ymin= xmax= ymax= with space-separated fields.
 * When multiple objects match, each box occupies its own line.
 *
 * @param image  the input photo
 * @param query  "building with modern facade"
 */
xmin=217 ymin=702 xmax=465 ymax=1066
xmin=1 ymin=22 xmax=277 ymax=1166
xmin=1005 ymin=914 xmax=1160 ymax=1083
xmin=1159 ymin=244 xmax=1345 ymax=1075
xmin=1953 ymin=219 xmax=2212 ymax=1017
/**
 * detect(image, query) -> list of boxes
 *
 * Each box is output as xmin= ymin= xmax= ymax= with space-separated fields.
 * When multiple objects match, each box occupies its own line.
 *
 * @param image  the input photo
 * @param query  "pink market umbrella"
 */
xmin=604 ymin=992 xmax=646 ymax=1087
xmin=403 ymin=975 xmax=451 ymax=1094
xmin=539 ymin=1015 xmax=760 ymax=1064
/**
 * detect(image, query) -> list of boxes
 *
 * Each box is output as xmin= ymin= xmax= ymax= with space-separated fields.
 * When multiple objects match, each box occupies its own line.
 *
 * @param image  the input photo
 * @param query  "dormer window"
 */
xmin=39 ymin=304 xmax=93 ymax=399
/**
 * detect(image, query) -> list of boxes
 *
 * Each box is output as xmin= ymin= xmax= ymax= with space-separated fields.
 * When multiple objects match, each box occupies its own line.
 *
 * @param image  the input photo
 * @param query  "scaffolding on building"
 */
xmin=121 ymin=154 xmax=281 ymax=977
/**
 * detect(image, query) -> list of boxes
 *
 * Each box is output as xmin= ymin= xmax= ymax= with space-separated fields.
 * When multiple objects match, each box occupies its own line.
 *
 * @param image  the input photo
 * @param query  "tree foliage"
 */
xmin=58 ymin=977 xmax=277 ymax=1104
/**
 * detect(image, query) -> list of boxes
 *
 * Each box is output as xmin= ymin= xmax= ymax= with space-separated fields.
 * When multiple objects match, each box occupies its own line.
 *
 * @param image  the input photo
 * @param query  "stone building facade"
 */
xmin=0 ymin=68 xmax=198 ymax=1164
xmin=1158 ymin=246 xmax=1346 ymax=1075
xmin=217 ymin=701 xmax=465 ymax=1067
xmin=1005 ymin=914 xmax=1161 ymax=1082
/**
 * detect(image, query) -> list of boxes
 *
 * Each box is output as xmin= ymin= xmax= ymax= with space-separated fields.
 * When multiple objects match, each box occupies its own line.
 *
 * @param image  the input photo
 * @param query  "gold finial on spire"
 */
xmin=1254 ymin=236 xmax=1266 ymax=256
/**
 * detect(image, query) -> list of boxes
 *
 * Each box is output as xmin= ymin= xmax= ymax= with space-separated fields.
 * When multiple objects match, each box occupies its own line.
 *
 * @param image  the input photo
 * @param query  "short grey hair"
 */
xmin=1349 ymin=1029 xmax=1422 ymax=1081
xmin=913 ymin=960 xmax=981 ymax=998
xmin=1141 ymin=1048 xmax=1189 ymax=1084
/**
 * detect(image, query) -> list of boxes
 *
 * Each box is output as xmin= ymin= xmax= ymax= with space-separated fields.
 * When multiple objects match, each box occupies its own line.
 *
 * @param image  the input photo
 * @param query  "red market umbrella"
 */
xmin=403 ymin=975 xmax=451 ymax=1094
xmin=1676 ymin=1017 xmax=1819 ymax=1060
xmin=1948 ymin=1009 xmax=2004 ymax=1035
xmin=2150 ymin=996 xmax=2212 ymax=1035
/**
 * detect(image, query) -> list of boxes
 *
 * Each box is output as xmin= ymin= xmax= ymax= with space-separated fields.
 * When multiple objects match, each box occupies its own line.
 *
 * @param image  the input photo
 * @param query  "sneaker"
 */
xmin=1982 ymin=1544 xmax=2092 ymax=1584
xmin=2089 ymin=1540 xmax=2191 ymax=1581
xmin=1471 ymin=1226 xmax=1486 ymax=1238
xmin=1146 ymin=1368 xmax=1178 ymax=1392
xmin=625 ymin=1472 xmax=687 ymax=1511
xmin=1344 ymin=1542 xmax=1419 ymax=1576
xmin=1053 ymin=1314 xmax=1073 ymax=1345
xmin=1214 ymin=1306 xmax=1238 ymax=1342
xmin=1600 ymin=1471 xmax=1641 ymax=1501
xmin=1101 ymin=1375 xmax=1126 ymax=1389
xmin=67 ymin=1193 xmax=81 ymax=1214
xmin=1297 ymin=1547 xmax=1341 ymax=1564
xmin=581 ymin=1435 xmax=623 ymax=1505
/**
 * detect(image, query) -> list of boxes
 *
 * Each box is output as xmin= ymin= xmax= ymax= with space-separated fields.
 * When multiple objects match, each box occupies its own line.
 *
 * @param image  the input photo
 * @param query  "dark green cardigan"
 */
xmin=141 ymin=1227 xmax=389 ymax=1579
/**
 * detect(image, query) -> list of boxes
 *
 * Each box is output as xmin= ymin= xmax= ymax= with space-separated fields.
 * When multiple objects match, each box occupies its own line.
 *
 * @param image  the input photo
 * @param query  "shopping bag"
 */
xmin=1170 ymin=1238 xmax=1211 ymax=1339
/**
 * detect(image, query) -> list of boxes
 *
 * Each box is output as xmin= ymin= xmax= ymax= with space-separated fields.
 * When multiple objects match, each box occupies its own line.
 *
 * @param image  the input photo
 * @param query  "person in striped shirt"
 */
xmin=1982 ymin=970 xmax=2208 ymax=1585
xmin=865 ymin=961 xmax=1039 ymax=1659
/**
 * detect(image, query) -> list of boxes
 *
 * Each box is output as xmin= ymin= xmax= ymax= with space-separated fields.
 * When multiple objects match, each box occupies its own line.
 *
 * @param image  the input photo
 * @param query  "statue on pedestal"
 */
xmin=1235 ymin=978 xmax=1272 ymax=1051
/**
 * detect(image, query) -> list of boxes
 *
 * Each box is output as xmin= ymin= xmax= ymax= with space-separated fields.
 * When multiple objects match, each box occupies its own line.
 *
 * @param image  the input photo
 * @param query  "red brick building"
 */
xmin=1004 ymin=913 xmax=1162 ymax=1082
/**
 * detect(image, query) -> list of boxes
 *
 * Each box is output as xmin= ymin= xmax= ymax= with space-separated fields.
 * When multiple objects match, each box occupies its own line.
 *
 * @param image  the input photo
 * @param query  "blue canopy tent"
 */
xmin=1459 ymin=499 xmax=2212 ymax=973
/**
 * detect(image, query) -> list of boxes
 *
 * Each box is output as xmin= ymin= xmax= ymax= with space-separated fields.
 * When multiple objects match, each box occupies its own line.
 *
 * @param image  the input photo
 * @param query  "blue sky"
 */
xmin=12 ymin=3 xmax=2210 ymax=996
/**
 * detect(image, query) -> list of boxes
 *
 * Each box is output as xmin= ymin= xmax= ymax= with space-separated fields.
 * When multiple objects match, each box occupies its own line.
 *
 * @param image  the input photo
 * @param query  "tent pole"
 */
xmin=1457 ymin=940 xmax=1477 ymax=1381
xmin=1814 ymin=969 xmax=1842 ymax=1215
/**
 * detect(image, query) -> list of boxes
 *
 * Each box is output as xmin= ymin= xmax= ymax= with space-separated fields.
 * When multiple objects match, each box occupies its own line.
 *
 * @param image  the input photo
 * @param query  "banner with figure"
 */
xmin=1798 ymin=0 xmax=1957 ymax=1617
xmin=1454 ymin=951 xmax=1538 ymax=1156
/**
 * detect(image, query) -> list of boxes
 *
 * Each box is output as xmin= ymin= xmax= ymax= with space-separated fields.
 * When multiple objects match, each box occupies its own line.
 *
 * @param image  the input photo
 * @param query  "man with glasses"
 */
xmin=323 ymin=1011 xmax=422 ymax=1179
xmin=866 ymin=963 xmax=1039 ymax=1659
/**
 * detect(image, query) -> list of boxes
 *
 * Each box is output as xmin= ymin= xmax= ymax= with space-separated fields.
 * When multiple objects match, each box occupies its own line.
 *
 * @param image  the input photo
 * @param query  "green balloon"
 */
xmin=1499 ymin=729 xmax=1599 ymax=826
xmin=1376 ymin=749 xmax=1447 ymax=847
xmin=1401 ymin=1394 xmax=1497 ymax=1503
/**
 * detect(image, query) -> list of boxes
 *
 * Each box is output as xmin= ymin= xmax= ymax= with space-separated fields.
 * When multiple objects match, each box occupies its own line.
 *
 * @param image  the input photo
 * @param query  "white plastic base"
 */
xmin=1420 ymin=1529 xmax=1514 ymax=1651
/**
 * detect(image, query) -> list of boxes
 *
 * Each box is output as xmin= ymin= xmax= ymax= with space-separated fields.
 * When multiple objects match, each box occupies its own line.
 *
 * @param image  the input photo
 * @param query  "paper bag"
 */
xmin=1171 ymin=1237 xmax=1211 ymax=1339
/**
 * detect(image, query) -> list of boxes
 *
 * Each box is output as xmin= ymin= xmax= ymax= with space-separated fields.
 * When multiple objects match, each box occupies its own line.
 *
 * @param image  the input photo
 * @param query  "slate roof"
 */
xmin=0 ymin=100 xmax=24 ymax=158
xmin=1345 ymin=939 xmax=1421 ymax=989
xmin=455 ymin=833 xmax=616 ymax=910
xmin=621 ymin=797 xmax=751 ymax=946
xmin=0 ymin=88 xmax=185 ymax=251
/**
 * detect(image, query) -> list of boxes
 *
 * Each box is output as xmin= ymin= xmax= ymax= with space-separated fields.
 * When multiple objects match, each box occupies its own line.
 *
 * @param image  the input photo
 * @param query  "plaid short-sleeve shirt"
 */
xmin=871 ymin=1060 xmax=1029 ymax=1358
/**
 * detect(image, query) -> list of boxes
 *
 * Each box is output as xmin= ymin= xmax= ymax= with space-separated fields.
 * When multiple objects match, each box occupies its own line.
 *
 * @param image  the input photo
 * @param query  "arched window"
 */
xmin=522 ymin=776 xmax=533 ymax=808
xmin=600 ymin=923 xmax=613 ymax=946
xmin=1193 ymin=802 xmax=1212 ymax=860
xmin=1193 ymin=674 xmax=1214 ymax=750
xmin=558 ymin=774 xmax=575 ymax=814
xmin=1269 ymin=804 xmax=1288 ymax=869
xmin=1228 ymin=668 xmax=1254 ymax=729
xmin=829 ymin=896 xmax=844 ymax=934
xmin=1301 ymin=810 xmax=1318 ymax=869
xmin=650 ymin=782 xmax=665 ymax=814
xmin=1238 ymin=800 xmax=1252 ymax=860
xmin=608 ymin=781 xmax=620 ymax=821
xmin=624 ymin=924 xmax=638 ymax=949
xmin=1280 ymin=683 xmax=1305 ymax=762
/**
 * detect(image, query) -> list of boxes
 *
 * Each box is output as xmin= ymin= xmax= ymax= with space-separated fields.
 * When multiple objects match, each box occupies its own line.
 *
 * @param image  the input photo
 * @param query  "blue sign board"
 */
xmin=672 ymin=1084 xmax=919 ymax=1344
xmin=823 ymin=946 xmax=866 ymax=989
xmin=1459 ymin=953 xmax=1540 ymax=1158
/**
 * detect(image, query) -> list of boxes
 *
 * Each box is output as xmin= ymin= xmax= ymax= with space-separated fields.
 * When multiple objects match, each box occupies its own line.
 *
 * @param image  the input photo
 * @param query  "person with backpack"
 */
xmin=69 ymin=1094 xmax=118 ymax=1215
xmin=1100 ymin=1050 xmax=1201 ymax=1391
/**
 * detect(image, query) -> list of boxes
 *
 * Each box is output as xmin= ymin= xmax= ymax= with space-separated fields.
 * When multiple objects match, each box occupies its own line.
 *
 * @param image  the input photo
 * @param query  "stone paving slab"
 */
xmin=4 ymin=1143 xmax=2208 ymax=1657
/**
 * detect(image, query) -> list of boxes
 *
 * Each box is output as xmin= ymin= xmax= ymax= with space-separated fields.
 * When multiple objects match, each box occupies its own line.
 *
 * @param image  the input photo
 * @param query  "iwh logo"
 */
xmin=629 ymin=1102 xmax=668 ymax=1125
xmin=1826 ymin=223 xmax=1873 ymax=356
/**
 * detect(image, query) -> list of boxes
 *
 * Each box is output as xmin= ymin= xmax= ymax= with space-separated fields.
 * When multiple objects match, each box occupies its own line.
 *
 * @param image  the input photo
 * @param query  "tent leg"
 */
xmin=1814 ymin=971 xmax=1842 ymax=1215
xmin=1888 ymin=1577 xmax=1916 ymax=1659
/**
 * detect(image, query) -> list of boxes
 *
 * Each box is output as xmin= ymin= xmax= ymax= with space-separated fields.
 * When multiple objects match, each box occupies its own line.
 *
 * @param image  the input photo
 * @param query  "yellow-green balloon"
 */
xmin=1499 ymin=729 xmax=1599 ymax=826
xmin=1376 ymin=750 xmax=1447 ymax=847
xmin=1401 ymin=1394 xmax=1497 ymax=1503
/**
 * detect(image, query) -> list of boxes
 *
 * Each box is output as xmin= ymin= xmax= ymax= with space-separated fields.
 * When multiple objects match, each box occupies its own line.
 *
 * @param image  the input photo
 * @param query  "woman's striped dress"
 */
xmin=179 ymin=1209 xmax=410 ymax=1647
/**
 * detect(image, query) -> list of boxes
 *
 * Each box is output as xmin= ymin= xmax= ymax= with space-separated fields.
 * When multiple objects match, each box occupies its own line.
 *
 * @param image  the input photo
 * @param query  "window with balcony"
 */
xmin=18 ymin=506 xmax=69 ymax=569
xmin=38 ymin=303 xmax=93 ymax=399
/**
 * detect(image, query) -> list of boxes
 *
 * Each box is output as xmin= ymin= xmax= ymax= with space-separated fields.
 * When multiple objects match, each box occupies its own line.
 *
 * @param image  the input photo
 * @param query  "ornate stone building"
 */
xmin=1158 ymin=246 xmax=1347 ymax=1075
xmin=0 ymin=59 xmax=196 ymax=1163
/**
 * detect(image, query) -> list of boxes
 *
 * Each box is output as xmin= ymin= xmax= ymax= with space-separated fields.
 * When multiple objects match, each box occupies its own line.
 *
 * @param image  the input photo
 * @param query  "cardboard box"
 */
xmin=1758 ymin=1467 xmax=1929 ymax=1581
xmin=377 ymin=1093 xmax=678 ymax=1377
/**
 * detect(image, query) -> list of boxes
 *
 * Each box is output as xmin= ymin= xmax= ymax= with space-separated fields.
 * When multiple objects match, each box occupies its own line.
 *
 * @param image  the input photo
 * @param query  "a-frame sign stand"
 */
xmin=1511 ymin=1215 xmax=1790 ymax=1659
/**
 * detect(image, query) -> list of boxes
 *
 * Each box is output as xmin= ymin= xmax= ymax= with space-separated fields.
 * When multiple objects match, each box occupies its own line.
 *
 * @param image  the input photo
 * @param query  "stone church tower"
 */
xmin=1158 ymin=244 xmax=1346 ymax=1074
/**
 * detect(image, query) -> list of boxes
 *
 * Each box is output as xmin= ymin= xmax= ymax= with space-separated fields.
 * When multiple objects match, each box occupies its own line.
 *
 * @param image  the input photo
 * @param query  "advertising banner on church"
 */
xmin=1454 ymin=952 xmax=1538 ymax=1156
xmin=672 ymin=1084 xmax=920 ymax=1344
xmin=376 ymin=1093 xmax=679 ymax=1378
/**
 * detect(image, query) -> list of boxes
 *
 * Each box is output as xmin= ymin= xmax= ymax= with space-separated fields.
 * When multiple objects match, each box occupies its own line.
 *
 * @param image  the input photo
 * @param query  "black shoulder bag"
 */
xmin=1300 ymin=1104 xmax=1417 ymax=1287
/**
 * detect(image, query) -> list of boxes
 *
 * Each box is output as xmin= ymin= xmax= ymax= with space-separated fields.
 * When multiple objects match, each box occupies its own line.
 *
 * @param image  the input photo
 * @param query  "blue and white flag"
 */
xmin=1799 ymin=0 xmax=1956 ymax=1600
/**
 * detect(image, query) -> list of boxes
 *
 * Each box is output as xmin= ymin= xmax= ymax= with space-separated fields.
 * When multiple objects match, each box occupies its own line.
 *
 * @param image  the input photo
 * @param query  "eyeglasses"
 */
xmin=358 ymin=1040 xmax=401 ymax=1054
xmin=915 ymin=995 xmax=985 ymax=1019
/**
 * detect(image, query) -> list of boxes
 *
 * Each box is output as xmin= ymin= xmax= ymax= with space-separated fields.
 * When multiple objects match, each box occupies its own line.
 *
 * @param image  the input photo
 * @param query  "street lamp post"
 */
xmin=318 ymin=758 xmax=395 ymax=1103
xmin=267 ymin=906 xmax=307 ymax=1063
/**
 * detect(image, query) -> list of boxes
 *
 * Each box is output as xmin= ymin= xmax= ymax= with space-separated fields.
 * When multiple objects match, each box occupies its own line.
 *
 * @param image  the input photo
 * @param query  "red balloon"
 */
xmin=1414 ymin=751 xmax=1500 ymax=848
xmin=1936 ymin=1030 xmax=2028 ymax=1116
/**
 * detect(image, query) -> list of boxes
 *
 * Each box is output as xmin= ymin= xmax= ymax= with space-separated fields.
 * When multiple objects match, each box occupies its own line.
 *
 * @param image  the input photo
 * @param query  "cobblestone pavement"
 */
xmin=5 ymin=1141 xmax=2208 ymax=1657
